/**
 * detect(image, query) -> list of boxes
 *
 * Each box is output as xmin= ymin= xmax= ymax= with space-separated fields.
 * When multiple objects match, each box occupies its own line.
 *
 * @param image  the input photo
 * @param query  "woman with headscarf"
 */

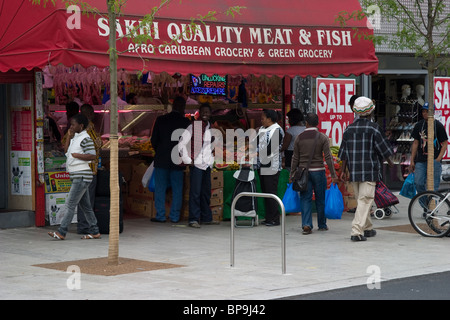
xmin=256 ymin=109 xmax=284 ymax=226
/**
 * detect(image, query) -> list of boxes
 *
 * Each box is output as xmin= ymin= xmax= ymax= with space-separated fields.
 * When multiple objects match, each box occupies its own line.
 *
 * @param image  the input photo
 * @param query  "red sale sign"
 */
xmin=434 ymin=77 xmax=450 ymax=160
xmin=316 ymin=78 xmax=355 ymax=146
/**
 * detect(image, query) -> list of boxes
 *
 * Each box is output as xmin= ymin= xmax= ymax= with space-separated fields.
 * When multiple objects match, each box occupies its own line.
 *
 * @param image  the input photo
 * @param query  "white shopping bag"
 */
xmin=141 ymin=162 xmax=154 ymax=188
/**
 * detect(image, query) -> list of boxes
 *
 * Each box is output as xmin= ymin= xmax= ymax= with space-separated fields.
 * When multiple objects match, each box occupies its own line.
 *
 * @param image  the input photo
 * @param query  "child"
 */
xmin=48 ymin=114 xmax=100 ymax=240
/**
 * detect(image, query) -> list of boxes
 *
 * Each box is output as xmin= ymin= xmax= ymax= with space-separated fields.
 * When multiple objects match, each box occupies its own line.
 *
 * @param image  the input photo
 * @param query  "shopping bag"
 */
xmin=400 ymin=173 xmax=416 ymax=199
xmin=282 ymin=183 xmax=301 ymax=213
xmin=325 ymin=183 xmax=344 ymax=219
xmin=374 ymin=181 xmax=399 ymax=208
xmin=141 ymin=162 xmax=154 ymax=188
xmin=147 ymin=170 xmax=156 ymax=192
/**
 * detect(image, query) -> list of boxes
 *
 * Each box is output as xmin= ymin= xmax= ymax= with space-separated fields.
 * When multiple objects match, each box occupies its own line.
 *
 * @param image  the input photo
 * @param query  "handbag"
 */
xmin=292 ymin=167 xmax=309 ymax=192
xmin=325 ymin=183 xmax=344 ymax=219
xmin=282 ymin=183 xmax=302 ymax=213
xmin=374 ymin=180 xmax=399 ymax=208
xmin=292 ymin=132 xmax=318 ymax=192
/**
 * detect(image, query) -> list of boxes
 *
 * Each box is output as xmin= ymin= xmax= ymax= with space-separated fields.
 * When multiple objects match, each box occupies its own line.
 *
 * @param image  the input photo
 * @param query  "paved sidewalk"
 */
xmin=2 ymin=192 xmax=450 ymax=300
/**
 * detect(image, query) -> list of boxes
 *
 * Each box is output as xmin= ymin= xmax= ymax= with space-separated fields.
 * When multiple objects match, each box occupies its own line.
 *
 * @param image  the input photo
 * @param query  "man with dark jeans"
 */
xmin=409 ymin=103 xmax=448 ymax=195
xmin=178 ymin=103 xmax=219 ymax=228
xmin=189 ymin=165 xmax=213 ymax=226
xmin=151 ymin=96 xmax=191 ymax=223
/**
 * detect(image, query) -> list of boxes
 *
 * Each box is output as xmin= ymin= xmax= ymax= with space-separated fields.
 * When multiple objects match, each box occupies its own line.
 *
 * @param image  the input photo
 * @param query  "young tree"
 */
xmin=337 ymin=0 xmax=449 ymax=191
xmin=33 ymin=0 xmax=244 ymax=265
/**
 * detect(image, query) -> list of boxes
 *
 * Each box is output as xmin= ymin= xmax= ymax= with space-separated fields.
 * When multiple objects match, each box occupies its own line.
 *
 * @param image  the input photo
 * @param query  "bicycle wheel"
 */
xmin=408 ymin=191 xmax=450 ymax=237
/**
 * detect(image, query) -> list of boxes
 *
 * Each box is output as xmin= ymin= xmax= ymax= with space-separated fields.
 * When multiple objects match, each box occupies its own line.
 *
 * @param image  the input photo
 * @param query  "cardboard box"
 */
xmin=211 ymin=205 xmax=223 ymax=221
xmin=119 ymin=158 xmax=146 ymax=182
xmin=210 ymin=188 xmax=223 ymax=206
xmin=344 ymin=181 xmax=355 ymax=196
xmin=128 ymin=178 xmax=154 ymax=199
xmin=131 ymin=162 xmax=149 ymax=183
xmin=127 ymin=196 xmax=154 ymax=217
xmin=211 ymin=171 xmax=224 ymax=189
xmin=45 ymin=193 xmax=77 ymax=225
xmin=344 ymin=196 xmax=357 ymax=210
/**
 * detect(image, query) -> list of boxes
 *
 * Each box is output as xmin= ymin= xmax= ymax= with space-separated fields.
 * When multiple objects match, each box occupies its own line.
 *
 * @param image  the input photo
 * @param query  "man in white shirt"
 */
xmin=178 ymin=103 xmax=219 ymax=228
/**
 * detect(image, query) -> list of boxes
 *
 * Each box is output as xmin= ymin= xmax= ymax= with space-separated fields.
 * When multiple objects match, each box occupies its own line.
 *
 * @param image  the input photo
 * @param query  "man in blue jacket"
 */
xmin=151 ymin=96 xmax=191 ymax=223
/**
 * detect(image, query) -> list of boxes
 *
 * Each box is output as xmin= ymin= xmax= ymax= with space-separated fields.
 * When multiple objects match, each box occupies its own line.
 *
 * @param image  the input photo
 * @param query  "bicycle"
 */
xmin=408 ymin=190 xmax=450 ymax=237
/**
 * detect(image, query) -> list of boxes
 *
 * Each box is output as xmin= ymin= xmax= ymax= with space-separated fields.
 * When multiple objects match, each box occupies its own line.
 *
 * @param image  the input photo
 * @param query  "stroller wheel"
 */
xmin=385 ymin=207 xmax=392 ymax=217
xmin=374 ymin=209 xmax=385 ymax=220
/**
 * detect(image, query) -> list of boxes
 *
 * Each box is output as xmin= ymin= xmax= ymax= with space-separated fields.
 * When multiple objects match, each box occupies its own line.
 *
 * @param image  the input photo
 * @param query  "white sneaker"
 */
xmin=189 ymin=221 xmax=201 ymax=228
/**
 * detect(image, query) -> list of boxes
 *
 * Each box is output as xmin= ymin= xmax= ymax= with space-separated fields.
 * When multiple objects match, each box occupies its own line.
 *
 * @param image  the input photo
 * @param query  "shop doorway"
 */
xmin=0 ymin=85 xmax=7 ymax=208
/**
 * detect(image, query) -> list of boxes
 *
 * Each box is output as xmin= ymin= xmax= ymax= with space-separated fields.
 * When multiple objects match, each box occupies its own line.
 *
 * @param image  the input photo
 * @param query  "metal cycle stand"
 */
xmin=230 ymin=192 xmax=286 ymax=274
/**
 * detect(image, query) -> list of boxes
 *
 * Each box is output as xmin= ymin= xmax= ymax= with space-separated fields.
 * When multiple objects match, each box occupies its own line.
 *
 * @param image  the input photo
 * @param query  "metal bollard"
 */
xmin=230 ymin=192 xmax=286 ymax=274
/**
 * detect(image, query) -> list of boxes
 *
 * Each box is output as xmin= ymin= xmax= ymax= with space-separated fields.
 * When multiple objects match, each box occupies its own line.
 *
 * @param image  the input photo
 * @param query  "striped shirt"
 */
xmin=69 ymin=136 xmax=96 ymax=183
xmin=338 ymin=118 xmax=393 ymax=182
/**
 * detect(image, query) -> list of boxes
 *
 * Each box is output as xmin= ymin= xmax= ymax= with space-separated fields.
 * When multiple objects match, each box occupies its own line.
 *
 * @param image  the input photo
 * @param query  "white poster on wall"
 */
xmin=10 ymin=151 xmax=32 ymax=195
xmin=316 ymin=78 xmax=356 ymax=146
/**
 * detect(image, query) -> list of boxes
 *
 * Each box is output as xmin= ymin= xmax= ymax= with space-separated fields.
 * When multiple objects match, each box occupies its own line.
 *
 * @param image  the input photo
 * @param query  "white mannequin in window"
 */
xmin=401 ymin=84 xmax=411 ymax=101
xmin=416 ymin=84 xmax=425 ymax=106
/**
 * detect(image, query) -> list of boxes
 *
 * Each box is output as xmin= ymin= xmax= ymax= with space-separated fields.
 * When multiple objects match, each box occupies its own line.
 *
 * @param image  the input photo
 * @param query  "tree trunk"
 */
xmin=426 ymin=0 xmax=435 ymax=192
xmin=107 ymin=0 xmax=120 ymax=266
xmin=427 ymin=64 xmax=435 ymax=192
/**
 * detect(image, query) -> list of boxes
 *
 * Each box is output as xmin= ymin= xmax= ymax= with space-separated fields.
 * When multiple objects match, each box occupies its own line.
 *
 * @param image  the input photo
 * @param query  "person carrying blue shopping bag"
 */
xmin=289 ymin=113 xmax=339 ymax=235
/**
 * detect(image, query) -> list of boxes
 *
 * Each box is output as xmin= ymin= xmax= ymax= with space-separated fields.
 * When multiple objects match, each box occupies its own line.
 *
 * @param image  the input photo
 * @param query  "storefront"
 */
xmin=369 ymin=54 xmax=449 ymax=190
xmin=0 ymin=0 xmax=378 ymax=227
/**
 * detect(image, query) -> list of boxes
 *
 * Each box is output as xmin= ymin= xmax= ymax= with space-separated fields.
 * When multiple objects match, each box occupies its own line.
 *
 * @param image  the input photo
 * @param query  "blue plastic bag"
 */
xmin=282 ymin=183 xmax=301 ymax=213
xmin=325 ymin=183 xmax=344 ymax=219
xmin=400 ymin=173 xmax=416 ymax=199
xmin=148 ymin=170 xmax=156 ymax=192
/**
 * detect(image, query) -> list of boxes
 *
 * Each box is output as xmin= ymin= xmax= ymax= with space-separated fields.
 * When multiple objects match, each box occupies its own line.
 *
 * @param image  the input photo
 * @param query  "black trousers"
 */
xmin=258 ymin=170 xmax=280 ymax=224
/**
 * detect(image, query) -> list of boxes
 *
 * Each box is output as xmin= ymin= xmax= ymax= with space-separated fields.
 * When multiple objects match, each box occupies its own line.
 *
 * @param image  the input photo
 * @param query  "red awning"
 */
xmin=0 ymin=0 xmax=378 ymax=77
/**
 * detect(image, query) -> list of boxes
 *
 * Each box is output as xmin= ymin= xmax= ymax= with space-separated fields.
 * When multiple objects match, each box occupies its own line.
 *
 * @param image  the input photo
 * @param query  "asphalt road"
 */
xmin=279 ymin=271 xmax=450 ymax=300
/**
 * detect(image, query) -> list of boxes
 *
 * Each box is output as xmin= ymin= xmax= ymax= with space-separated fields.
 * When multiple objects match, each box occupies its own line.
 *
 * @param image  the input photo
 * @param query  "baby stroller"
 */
xmin=231 ymin=167 xmax=258 ymax=227
xmin=373 ymin=180 xmax=399 ymax=219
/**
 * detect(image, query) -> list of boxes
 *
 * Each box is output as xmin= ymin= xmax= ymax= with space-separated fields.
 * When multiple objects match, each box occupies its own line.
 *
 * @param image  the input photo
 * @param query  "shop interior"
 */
xmin=42 ymin=64 xmax=287 ymax=225
xmin=372 ymin=73 xmax=427 ymax=189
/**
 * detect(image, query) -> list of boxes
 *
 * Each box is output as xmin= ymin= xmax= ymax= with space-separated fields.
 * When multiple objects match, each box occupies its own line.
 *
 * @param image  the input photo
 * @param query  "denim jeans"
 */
xmin=299 ymin=170 xmax=327 ymax=229
xmin=414 ymin=160 xmax=442 ymax=194
xmin=154 ymin=167 xmax=184 ymax=222
xmin=58 ymin=177 xmax=99 ymax=237
xmin=188 ymin=166 xmax=212 ymax=223
xmin=76 ymin=174 xmax=97 ymax=233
